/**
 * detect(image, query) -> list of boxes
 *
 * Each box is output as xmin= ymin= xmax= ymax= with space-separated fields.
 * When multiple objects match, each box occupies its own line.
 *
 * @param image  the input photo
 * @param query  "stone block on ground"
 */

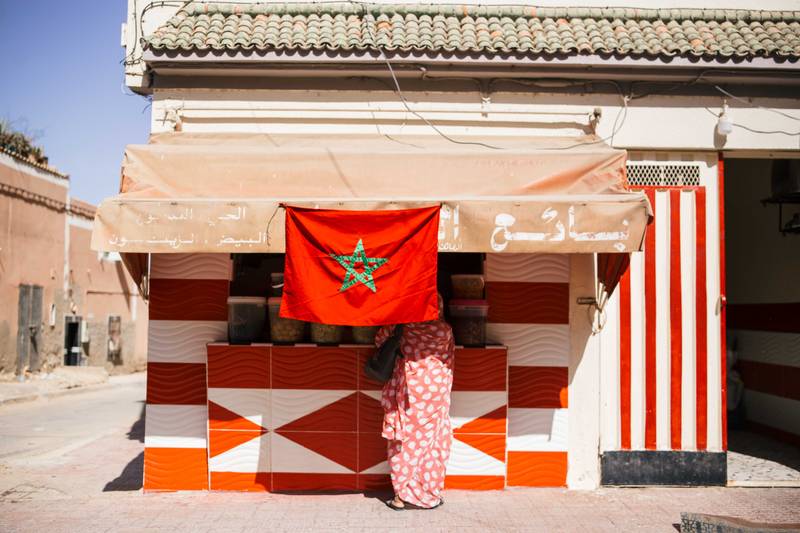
xmin=681 ymin=512 xmax=800 ymax=533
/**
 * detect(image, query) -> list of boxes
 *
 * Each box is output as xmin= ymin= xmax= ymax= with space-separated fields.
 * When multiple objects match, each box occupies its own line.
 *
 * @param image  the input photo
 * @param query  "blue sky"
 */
xmin=0 ymin=1 xmax=149 ymax=205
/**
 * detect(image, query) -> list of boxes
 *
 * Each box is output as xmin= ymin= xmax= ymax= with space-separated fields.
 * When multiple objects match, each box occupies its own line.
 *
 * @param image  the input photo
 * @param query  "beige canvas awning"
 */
xmin=91 ymin=133 xmax=651 ymax=257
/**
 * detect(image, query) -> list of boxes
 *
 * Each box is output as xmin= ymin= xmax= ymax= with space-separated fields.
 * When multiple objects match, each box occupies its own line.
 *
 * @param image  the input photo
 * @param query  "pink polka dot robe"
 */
xmin=375 ymin=320 xmax=455 ymax=508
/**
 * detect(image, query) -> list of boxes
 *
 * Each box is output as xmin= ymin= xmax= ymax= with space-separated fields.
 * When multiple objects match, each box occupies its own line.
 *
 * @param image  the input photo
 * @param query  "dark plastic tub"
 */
xmin=227 ymin=296 xmax=267 ymax=344
xmin=449 ymin=299 xmax=489 ymax=346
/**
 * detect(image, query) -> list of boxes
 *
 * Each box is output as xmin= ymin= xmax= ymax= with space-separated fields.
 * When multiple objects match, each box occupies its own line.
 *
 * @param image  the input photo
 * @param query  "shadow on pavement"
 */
xmin=127 ymin=401 xmax=145 ymax=443
xmin=103 ymin=401 xmax=144 ymax=492
xmin=729 ymin=429 xmax=800 ymax=472
xmin=361 ymin=490 xmax=392 ymax=502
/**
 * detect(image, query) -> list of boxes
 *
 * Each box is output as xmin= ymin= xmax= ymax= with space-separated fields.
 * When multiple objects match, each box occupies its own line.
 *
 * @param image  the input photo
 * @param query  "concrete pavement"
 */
xmin=0 ymin=372 xmax=144 ymax=462
xmin=0 ymin=367 xmax=121 ymax=406
xmin=1 ymin=373 xmax=799 ymax=533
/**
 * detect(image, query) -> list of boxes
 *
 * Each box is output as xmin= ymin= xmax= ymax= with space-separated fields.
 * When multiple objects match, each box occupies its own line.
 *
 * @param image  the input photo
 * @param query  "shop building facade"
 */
xmin=104 ymin=0 xmax=800 ymax=490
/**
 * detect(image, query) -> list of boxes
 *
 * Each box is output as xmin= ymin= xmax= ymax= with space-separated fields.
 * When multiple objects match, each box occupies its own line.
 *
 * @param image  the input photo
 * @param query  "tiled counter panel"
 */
xmin=485 ymin=253 xmax=570 ymax=487
xmin=143 ymin=254 xmax=232 ymax=491
xmin=206 ymin=344 xmax=508 ymax=492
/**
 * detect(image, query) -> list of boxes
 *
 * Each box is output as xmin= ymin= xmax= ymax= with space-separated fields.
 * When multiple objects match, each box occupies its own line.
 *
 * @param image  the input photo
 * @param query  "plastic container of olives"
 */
xmin=351 ymin=325 xmax=380 ymax=345
xmin=310 ymin=322 xmax=344 ymax=345
xmin=268 ymin=297 xmax=306 ymax=344
xmin=451 ymin=274 xmax=485 ymax=299
xmin=449 ymin=299 xmax=489 ymax=346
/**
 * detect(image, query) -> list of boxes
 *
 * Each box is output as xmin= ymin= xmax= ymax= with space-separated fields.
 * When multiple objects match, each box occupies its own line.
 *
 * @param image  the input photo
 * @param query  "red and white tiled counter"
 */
xmin=142 ymin=252 xmax=570 ymax=492
xmin=205 ymin=344 xmax=508 ymax=492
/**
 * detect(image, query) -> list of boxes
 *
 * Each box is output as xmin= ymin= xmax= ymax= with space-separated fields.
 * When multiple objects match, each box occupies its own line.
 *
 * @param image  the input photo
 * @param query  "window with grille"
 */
xmin=626 ymin=163 xmax=701 ymax=188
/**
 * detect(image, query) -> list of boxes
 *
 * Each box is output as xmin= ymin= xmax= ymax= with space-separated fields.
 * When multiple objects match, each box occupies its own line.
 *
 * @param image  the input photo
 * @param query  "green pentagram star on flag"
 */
xmin=330 ymin=239 xmax=388 ymax=293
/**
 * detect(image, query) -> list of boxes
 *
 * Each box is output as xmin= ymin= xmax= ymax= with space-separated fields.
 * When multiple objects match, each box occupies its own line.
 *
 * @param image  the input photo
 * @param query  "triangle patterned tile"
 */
xmin=454 ymin=432 xmax=506 ymax=463
xmin=446 ymin=438 xmax=506 ymax=476
xmin=207 ymin=388 xmax=269 ymax=429
xmin=276 ymin=392 xmax=357 ymax=432
xmin=357 ymin=432 xmax=388 ymax=472
xmin=209 ymin=429 xmax=267 ymax=458
xmin=360 ymin=461 xmax=390 ymax=475
xmin=208 ymin=401 xmax=266 ymax=432
xmin=357 ymin=391 xmax=384 ymax=434
xmin=271 ymin=432 xmax=355 ymax=473
xmin=271 ymin=389 xmax=353 ymax=430
xmin=360 ymin=390 xmax=381 ymax=402
xmin=453 ymin=406 xmax=507 ymax=435
xmin=449 ymin=391 xmax=507 ymax=430
xmin=209 ymin=431 xmax=269 ymax=473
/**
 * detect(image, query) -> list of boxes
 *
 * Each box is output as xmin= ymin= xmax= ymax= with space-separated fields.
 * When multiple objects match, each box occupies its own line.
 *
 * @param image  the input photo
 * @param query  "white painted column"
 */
xmin=705 ymin=163 xmax=723 ymax=452
xmin=680 ymin=191 xmax=698 ymax=450
xmin=567 ymin=253 xmax=600 ymax=489
xmin=655 ymin=191 xmax=672 ymax=450
xmin=630 ymin=250 xmax=646 ymax=450
xmin=599 ymin=288 xmax=620 ymax=452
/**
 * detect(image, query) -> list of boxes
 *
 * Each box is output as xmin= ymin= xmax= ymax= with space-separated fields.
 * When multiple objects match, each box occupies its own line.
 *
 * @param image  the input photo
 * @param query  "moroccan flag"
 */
xmin=280 ymin=205 xmax=440 ymax=325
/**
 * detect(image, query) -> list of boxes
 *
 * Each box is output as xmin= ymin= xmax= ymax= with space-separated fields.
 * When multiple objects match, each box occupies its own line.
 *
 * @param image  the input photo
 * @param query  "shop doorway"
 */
xmin=64 ymin=316 xmax=83 ymax=366
xmin=723 ymin=158 xmax=800 ymax=486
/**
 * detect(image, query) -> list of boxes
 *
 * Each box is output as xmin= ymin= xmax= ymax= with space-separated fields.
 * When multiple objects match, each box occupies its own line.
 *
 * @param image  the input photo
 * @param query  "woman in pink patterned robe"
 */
xmin=375 ymin=297 xmax=455 ymax=510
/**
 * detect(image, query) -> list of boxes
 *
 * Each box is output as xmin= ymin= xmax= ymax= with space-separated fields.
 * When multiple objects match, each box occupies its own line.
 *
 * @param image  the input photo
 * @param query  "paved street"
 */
xmin=1 ymin=376 xmax=799 ymax=533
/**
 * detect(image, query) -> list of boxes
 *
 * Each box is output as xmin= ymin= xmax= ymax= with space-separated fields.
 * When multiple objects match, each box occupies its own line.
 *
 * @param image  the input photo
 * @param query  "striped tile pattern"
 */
xmin=144 ymin=253 xmax=231 ymax=491
xmin=205 ymin=345 xmax=508 ymax=491
xmin=446 ymin=349 xmax=508 ymax=490
xmin=486 ymin=253 xmax=569 ymax=487
xmin=149 ymin=253 xmax=233 ymax=280
xmin=600 ymin=174 xmax=725 ymax=454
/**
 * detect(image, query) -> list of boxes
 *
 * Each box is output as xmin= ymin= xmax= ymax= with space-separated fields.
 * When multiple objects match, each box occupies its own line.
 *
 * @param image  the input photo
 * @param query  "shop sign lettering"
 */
xmin=490 ymin=206 xmax=629 ymax=252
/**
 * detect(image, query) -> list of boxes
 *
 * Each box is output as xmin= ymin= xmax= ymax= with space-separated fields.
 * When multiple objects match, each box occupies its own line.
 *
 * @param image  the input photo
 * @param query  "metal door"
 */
xmin=16 ymin=284 xmax=43 ymax=375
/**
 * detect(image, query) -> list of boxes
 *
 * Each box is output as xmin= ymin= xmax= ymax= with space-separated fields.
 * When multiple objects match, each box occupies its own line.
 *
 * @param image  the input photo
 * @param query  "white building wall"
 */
xmin=150 ymin=87 xmax=800 ymax=153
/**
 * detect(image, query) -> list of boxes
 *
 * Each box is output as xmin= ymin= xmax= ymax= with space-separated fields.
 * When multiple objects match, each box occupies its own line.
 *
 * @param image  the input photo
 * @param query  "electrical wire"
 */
xmin=712 ymin=85 xmax=800 ymax=122
xmin=488 ymin=77 xmax=633 ymax=150
xmin=122 ymin=1 xmax=192 ymax=67
xmin=628 ymin=68 xmax=716 ymax=100
xmin=120 ymin=0 xmax=139 ymax=66
xmin=369 ymin=109 xmax=426 ymax=149
xmin=141 ymin=95 xmax=153 ymax=114
xmin=732 ymin=123 xmax=800 ymax=136
xmin=353 ymin=2 xmax=503 ymax=150
xmin=703 ymin=107 xmax=800 ymax=136
xmin=550 ymin=94 xmax=630 ymax=150
xmin=629 ymin=68 xmax=800 ymax=123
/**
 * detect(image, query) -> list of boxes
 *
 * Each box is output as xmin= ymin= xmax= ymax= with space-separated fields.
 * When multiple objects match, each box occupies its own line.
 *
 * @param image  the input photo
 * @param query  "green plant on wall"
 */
xmin=0 ymin=120 xmax=48 ymax=165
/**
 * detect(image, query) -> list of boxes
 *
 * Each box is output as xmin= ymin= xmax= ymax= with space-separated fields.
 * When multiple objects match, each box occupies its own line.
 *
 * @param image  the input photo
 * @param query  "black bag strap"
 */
xmin=392 ymin=324 xmax=404 ymax=356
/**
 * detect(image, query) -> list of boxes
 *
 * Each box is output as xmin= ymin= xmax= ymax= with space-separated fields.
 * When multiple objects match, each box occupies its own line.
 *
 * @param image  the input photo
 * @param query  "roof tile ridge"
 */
xmin=173 ymin=2 xmax=800 ymax=23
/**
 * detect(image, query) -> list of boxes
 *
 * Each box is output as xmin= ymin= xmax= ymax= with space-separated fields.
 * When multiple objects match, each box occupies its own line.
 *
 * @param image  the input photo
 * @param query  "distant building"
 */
xmin=0 ymin=146 xmax=147 ymax=375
